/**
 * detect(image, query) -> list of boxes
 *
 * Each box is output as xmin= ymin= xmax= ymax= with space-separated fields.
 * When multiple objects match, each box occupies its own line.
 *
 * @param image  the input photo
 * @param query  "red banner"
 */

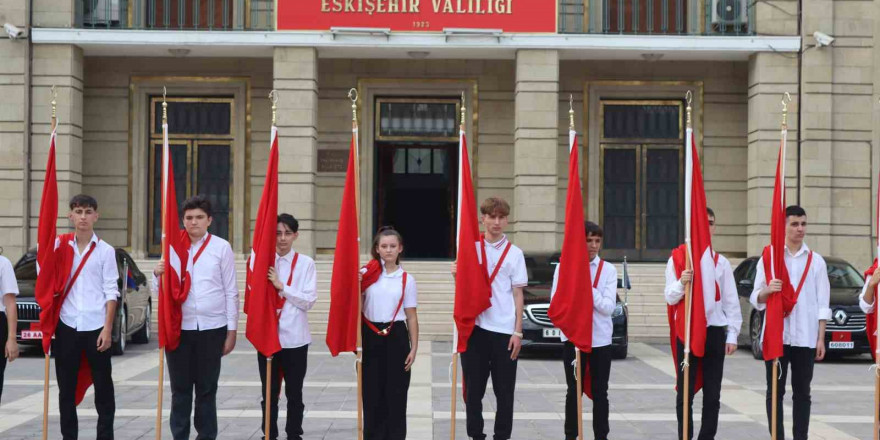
xmin=277 ymin=0 xmax=557 ymax=33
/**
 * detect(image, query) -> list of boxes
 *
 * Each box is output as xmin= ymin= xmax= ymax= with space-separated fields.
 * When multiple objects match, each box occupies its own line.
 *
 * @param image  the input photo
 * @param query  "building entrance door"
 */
xmin=600 ymin=100 xmax=685 ymax=261
xmin=374 ymin=98 xmax=460 ymax=259
xmin=147 ymin=97 xmax=234 ymax=256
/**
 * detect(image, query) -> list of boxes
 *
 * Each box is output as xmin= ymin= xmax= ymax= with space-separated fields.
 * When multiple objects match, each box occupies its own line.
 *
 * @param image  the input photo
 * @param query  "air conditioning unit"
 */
xmin=711 ymin=0 xmax=748 ymax=25
xmin=83 ymin=0 xmax=121 ymax=26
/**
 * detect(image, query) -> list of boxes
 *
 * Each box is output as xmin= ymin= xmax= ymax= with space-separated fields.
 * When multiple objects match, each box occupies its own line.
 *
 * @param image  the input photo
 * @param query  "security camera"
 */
xmin=813 ymin=31 xmax=834 ymax=47
xmin=4 ymin=23 xmax=23 ymax=40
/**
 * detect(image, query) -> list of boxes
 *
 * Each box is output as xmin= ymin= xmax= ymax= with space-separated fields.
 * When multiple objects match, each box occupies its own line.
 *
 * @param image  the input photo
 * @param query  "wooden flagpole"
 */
xmin=568 ymin=97 xmax=585 ymax=440
xmin=42 ymin=85 xmax=57 ymax=440
xmin=874 ymin=96 xmax=879 ymax=440
xmin=449 ymin=92 xmax=466 ymax=440
xmin=155 ymin=87 xmax=169 ymax=440
xmin=262 ymin=90 xmax=279 ymax=440
xmin=680 ymin=91 xmax=695 ymax=440
xmin=771 ymin=93 xmax=791 ymax=440
xmin=349 ymin=88 xmax=364 ymax=440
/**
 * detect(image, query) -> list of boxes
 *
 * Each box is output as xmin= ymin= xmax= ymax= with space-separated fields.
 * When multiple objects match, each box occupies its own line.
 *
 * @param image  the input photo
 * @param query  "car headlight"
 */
xmin=612 ymin=303 xmax=624 ymax=318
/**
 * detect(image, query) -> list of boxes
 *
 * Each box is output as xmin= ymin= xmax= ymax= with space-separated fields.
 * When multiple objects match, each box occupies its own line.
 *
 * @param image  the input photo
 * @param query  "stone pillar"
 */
xmin=513 ymin=50 xmax=559 ymax=253
xmin=273 ymin=47 xmax=318 ymax=255
xmin=30 ymin=44 xmax=84 ymax=243
xmin=0 ymin=1 xmax=28 ymax=258
xmin=746 ymin=53 xmax=799 ymax=255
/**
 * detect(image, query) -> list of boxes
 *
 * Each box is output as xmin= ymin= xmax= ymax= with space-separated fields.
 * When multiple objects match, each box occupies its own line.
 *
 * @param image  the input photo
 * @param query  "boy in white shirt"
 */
xmin=0 ymin=252 xmax=20 ymax=404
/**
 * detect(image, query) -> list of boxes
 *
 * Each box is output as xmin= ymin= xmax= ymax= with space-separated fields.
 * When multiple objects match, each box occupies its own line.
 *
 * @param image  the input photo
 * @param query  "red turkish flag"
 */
xmin=157 ymin=121 xmax=190 ymax=352
xmin=761 ymin=128 xmax=793 ymax=361
xmin=34 ymin=126 xmax=92 ymax=405
xmin=547 ymin=130 xmax=594 ymax=398
xmin=866 ymin=260 xmax=878 ymax=361
xmin=326 ymin=126 xmax=361 ymax=357
xmin=452 ymin=128 xmax=492 ymax=353
xmin=667 ymin=127 xmax=713 ymax=392
xmin=245 ymin=126 xmax=283 ymax=357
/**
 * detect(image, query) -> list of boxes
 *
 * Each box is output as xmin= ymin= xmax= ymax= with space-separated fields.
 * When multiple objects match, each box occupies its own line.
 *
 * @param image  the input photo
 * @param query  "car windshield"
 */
xmin=827 ymin=262 xmax=863 ymax=289
xmin=14 ymin=259 xmax=36 ymax=281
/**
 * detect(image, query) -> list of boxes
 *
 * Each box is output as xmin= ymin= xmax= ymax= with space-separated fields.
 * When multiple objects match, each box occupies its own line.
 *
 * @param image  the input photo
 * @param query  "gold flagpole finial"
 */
xmin=685 ymin=91 xmax=693 ymax=129
xmin=781 ymin=92 xmax=792 ymax=128
xmin=348 ymin=88 xmax=358 ymax=125
xmin=269 ymin=90 xmax=278 ymax=126
xmin=460 ymin=92 xmax=466 ymax=127
xmin=162 ymin=86 xmax=168 ymax=124
xmin=50 ymin=85 xmax=57 ymax=120
xmin=569 ymin=94 xmax=575 ymax=131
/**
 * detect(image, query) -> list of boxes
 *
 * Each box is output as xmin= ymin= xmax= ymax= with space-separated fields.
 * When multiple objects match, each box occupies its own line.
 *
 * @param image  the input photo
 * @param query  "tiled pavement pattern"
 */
xmin=0 ymin=339 xmax=876 ymax=439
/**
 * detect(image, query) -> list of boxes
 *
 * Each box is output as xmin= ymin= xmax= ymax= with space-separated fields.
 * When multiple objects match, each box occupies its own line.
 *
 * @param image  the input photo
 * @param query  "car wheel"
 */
xmin=750 ymin=311 xmax=763 ymax=360
xmin=611 ymin=344 xmax=628 ymax=360
xmin=132 ymin=302 xmax=151 ymax=344
xmin=111 ymin=310 xmax=126 ymax=356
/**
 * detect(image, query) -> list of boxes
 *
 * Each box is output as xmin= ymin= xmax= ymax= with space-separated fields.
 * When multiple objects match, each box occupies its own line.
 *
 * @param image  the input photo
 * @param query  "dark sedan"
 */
xmin=520 ymin=253 xmax=629 ymax=359
xmin=13 ymin=247 xmax=153 ymax=355
xmin=734 ymin=256 xmax=870 ymax=359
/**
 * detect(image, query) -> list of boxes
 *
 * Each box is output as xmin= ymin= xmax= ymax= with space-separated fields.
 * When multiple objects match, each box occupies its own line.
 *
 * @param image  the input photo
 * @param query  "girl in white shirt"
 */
xmin=360 ymin=227 xmax=419 ymax=440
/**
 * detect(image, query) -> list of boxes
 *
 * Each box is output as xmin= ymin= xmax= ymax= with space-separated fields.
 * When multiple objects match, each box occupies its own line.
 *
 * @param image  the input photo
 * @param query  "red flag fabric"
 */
xmin=865 ymin=260 xmax=878 ymax=361
xmin=34 ymin=128 xmax=92 ymax=406
xmin=245 ymin=127 xmax=283 ymax=357
xmin=360 ymin=259 xmax=382 ymax=293
xmin=547 ymin=130 xmax=594 ymax=398
xmin=157 ymin=122 xmax=190 ymax=352
xmin=762 ymin=130 xmax=791 ymax=361
xmin=326 ymin=127 xmax=361 ymax=357
xmin=668 ymin=245 xmax=704 ymax=393
xmin=452 ymin=128 xmax=492 ymax=353
xmin=666 ymin=127 xmax=713 ymax=391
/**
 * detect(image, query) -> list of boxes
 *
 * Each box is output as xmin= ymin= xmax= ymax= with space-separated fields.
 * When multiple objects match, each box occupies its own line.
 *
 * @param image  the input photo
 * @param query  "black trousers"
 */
xmin=0 ymin=312 xmax=7 ymax=405
xmin=257 ymin=345 xmax=308 ymax=440
xmin=55 ymin=321 xmax=115 ymax=440
xmin=562 ymin=342 xmax=612 ymax=440
xmin=675 ymin=326 xmax=727 ymax=440
xmin=461 ymin=326 xmax=518 ymax=440
xmin=362 ymin=321 xmax=411 ymax=440
xmin=764 ymin=345 xmax=815 ymax=440
xmin=166 ymin=326 xmax=226 ymax=440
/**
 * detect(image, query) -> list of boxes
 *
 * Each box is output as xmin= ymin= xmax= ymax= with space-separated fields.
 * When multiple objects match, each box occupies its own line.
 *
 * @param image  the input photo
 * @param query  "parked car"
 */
xmin=734 ymin=256 xmax=870 ymax=359
xmin=521 ymin=253 xmax=629 ymax=359
xmin=13 ymin=247 xmax=152 ymax=355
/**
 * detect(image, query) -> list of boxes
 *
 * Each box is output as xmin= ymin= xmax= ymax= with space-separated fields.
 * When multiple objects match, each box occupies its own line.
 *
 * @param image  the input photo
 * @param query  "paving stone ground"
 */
xmin=0 ymin=337 xmax=876 ymax=439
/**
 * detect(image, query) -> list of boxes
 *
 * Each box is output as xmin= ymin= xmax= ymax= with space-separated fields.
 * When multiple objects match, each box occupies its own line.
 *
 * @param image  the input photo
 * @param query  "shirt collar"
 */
xmin=785 ymin=242 xmax=810 ymax=258
xmin=190 ymin=233 xmax=209 ymax=248
xmin=276 ymin=250 xmax=296 ymax=262
xmin=70 ymin=233 xmax=99 ymax=248
xmin=382 ymin=267 xmax=404 ymax=278
xmin=485 ymin=234 xmax=508 ymax=250
xmin=590 ymin=256 xmax=601 ymax=266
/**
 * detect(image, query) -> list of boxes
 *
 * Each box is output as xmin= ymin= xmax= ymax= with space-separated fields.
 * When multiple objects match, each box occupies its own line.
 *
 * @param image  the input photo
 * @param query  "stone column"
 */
xmin=746 ymin=53 xmax=799 ymax=255
xmin=30 ymin=44 xmax=84 ymax=243
xmin=0 ymin=1 xmax=28 ymax=258
xmin=512 ymin=50 xmax=559 ymax=253
xmin=273 ymin=47 xmax=318 ymax=255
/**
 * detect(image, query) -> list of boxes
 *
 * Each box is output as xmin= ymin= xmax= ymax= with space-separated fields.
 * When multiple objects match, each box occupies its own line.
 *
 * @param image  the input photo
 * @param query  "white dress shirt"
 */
xmin=549 ymin=256 xmax=618 ymax=348
xmin=664 ymin=252 xmax=743 ymax=344
xmin=475 ymin=235 xmax=529 ymax=335
xmin=59 ymin=233 xmax=120 ymax=331
xmin=859 ymin=279 xmax=875 ymax=314
xmin=363 ymin=266 xmax=418 ymax=323
xmin=0 ymin=255 xmax=20 ymax=313
xmin=152 ymin=234 xmax=239 ymax=331
xmin=276 ymin=251 xmax=318 ymax=349
xmin=750 ymin=243 xmax=831 ymax=348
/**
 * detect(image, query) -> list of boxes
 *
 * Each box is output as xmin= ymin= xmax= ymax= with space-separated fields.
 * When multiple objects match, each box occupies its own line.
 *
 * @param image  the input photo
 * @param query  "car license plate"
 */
xmin=543 ymin=328 xmax=562 ymax=338
xmin=21 ymin=330 xmax=43 ymax=340
xmin=829 ymin=341 xmax=854 ymax=349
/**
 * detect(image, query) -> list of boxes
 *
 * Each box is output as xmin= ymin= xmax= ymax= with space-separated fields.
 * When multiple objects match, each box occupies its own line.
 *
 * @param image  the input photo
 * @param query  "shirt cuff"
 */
xmin=861 ymin=298 xmax=876 ymax=314
xmin=227 ymin=320 xmax=237 ymax=331
xmin=725 ymin=329 xmax=738 ymax=345
xmin=818 ymin=307 xmax=832 ymax=321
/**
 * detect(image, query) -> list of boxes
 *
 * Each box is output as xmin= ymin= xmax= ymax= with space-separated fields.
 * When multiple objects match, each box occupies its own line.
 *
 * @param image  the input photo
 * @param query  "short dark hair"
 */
xmin=69 ymin=194 xmax=98 ymax=210
xmin=785 ymin=205 xmax=806 ymax=218
xmin=706 ymin=207 xmax=715 ymax=218
xmin=585 ymin=221 xmax=603 ymax=238
xmin=182 ymin=195 xmax=212 ymax=217
xmin=277 ymin=213 xmax=299 ymax=233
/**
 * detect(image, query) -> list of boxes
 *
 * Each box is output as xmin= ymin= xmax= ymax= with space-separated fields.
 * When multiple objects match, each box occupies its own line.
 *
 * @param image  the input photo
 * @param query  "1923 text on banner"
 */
xmin=277 ymin=0 xmax=557 ymax=33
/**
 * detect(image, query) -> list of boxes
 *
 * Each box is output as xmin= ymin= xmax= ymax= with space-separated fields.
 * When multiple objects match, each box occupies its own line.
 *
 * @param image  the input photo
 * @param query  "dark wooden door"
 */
xmin=375 ymin=143 xmax=458 ymax=259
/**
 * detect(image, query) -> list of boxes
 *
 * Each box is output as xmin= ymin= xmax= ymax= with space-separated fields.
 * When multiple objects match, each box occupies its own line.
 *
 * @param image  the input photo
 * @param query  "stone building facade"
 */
xmin=0 ymin=0 xmax=877 ymax=273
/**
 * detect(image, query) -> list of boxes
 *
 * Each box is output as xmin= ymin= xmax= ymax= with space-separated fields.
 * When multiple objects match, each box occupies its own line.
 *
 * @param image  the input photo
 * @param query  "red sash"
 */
xmin=273 ymin=252 xmax=300 ymax=312
xmin=713 ymin=252 xmax=721 ymax=301
xmin=791 ymin=251 xmax=813 ymax=308
xmin=181 ymin=234 xmax=212 ymax=297
xmin=480 ymin=236 xmax=513 ymax=286
xmin=60 ymin=240 xmax=98 ymax=301
xmin=363 ymin=272 xmax=408 ymax=336
xmin=592 ymin=259 xmax=604 ymax=289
